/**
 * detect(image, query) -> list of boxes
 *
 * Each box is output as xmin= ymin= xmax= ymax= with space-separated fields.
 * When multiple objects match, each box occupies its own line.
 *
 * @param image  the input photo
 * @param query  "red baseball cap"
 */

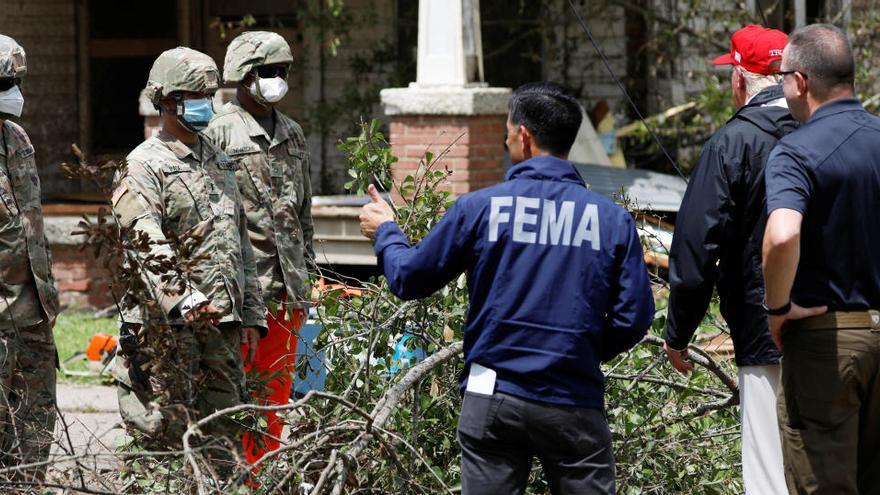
xmin=713 ymin=25 xmax=787 ymax=75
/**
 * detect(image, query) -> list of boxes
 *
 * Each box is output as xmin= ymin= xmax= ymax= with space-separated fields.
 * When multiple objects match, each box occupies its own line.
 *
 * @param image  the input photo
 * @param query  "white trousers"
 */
xmin=739 ymin=365 xmax=787 ymax=495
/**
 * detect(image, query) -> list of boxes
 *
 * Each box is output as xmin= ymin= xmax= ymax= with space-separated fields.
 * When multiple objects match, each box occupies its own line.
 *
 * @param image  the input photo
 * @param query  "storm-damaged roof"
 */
xmin=572 ymin=162 xmax=687 ymax=213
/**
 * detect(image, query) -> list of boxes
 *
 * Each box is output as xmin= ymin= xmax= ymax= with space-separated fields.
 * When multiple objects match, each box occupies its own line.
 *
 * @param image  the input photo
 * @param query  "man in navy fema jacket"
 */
xmin=359 ymin=82 xmax=654 ymax=494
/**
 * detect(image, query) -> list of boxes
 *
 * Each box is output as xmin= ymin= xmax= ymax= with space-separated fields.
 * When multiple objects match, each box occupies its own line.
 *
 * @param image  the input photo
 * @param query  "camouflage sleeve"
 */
xmin=201 ymin=120 xmax=225 ymax=150
xmin=300 ymin=147 xmax=315 ymax=262
xmin=43 ymin=236 xmax=60 ymax=317
xmin=112 ymin=159 xmax=205 ymax=316
xmin=238 ymin=193 xmax=267 ymax=331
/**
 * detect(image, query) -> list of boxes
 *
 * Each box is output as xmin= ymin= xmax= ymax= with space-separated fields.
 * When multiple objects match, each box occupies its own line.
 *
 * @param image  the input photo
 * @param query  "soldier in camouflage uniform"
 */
xmin=0 ymin=34 xmax=60 ymax=482
xmin=111 ymin=47 xmax=266 ymax=457
xmin=204 ymin=31 xmax=313 ymax=465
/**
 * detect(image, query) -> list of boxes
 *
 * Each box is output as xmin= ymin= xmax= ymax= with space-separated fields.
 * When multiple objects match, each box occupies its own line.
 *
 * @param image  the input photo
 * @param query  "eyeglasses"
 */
xmin=777 ymin=70 xmax=808 ymax=79
xmin=256 ymin=65 xmax=289 ymax=79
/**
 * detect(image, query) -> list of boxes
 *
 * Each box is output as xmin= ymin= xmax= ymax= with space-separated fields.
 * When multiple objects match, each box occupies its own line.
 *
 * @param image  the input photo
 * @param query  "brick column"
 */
xmin=389 ymin=114 xmax=506 ymax=196
xmin=51 ymin=244 xmax=116 ymax=309
xmin=381 ymin=86 xmax=511 ymax=198
xmin=43 ymin=211 xmax=116 ymax=310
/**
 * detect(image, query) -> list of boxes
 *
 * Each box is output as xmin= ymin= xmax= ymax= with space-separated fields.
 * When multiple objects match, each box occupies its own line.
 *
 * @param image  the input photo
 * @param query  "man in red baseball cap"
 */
xmin=713 ymin=24 xmax=788 ymax=107
xmin=714 ymin=25 xmax=787 ymax=73
xmin=664 ymin=24 xmax=795 ymax=495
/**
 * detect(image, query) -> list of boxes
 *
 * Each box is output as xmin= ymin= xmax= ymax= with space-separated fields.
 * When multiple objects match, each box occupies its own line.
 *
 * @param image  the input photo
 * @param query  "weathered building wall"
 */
xmin=0 ymin=0 xmax=81 ymax=200
xmin=3 ymin=0 xmax=810 ymax=311
xmin=51 ymin=245 xmax=115 ymax=310
xmin=543 ymin=0 xmax=743 ymax=120
xmin=544 ymin=2 xmax=631 ymax=113
xmin=301 ymin=0 xmax=398 ymax=195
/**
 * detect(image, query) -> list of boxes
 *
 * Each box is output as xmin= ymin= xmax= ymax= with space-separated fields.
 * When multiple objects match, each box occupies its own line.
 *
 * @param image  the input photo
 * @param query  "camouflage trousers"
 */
xmin=114 ymin=321 xmax=245 ymax=458
xmin=0 ymin=320 xmax=57 ymax=481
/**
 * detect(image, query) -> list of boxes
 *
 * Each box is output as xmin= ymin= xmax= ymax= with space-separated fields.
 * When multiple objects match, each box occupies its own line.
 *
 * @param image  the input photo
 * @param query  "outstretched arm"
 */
xmin=360 ymin=185 xmax=471 ymax=300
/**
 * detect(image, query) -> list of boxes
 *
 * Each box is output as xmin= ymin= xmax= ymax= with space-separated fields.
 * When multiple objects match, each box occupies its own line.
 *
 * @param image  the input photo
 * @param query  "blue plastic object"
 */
xmin=293 ymin=321 xmax=327 ymax=397
xmin=388 ymin=333 xmax=427 ymax=375
xmin=292 ymin=319 xmax=428 ymax=397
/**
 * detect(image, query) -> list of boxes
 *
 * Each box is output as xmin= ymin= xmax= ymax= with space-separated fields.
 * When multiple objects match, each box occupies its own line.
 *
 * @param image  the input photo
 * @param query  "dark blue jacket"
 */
xmin=665 ymin=84 xmax=797 ymax=366
xmin=373 ymin=155 xmax=654 ymax=408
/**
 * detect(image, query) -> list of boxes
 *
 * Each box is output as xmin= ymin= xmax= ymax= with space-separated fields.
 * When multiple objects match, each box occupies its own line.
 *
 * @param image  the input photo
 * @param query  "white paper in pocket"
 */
xmin=465 ymin=363 xmax=496 ymax=396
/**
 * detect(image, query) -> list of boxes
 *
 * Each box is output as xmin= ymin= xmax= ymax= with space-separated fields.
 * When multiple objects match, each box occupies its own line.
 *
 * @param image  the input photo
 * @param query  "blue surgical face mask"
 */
xmin=179 ymin=98 xmax=214 ymax=132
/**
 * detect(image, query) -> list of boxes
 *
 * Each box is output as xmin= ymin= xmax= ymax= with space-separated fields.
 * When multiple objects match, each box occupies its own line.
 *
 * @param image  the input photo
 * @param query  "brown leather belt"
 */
xmin=786 ymin=310 xmax=880 ymax=331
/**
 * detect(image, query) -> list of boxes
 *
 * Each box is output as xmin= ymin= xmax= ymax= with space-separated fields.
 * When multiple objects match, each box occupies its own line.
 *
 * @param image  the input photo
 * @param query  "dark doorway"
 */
xmin=85 ymin=0 xmax=178 ymax=158
xmin=764 ymin=0 xmax=828 ymax=32
xmin=480 ymin=1 xmax=544 ymax=89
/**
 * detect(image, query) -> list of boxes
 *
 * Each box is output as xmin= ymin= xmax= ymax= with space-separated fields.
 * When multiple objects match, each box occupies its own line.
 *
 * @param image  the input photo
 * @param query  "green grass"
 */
xmin=54 ymin=311 xmax=118 ymax=384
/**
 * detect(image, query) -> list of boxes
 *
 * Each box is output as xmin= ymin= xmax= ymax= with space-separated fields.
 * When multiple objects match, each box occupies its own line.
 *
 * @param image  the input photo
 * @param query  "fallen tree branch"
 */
xmin=324 ymin=341 xmax=464 ymax=494
xmin=607 ymin=373 xmax=730 ymax=399
xmin=368 ymin=341 xmax=464 ymax=430
xmin=0 ymin=480 xmax=121 ymax=495
xmin=309 ymin=449 xmax=339 ymax=495
xmin=649 ymin=394 xmax=739 ymax=433
xmin=641 ymin=334 xmax=739 ymax=397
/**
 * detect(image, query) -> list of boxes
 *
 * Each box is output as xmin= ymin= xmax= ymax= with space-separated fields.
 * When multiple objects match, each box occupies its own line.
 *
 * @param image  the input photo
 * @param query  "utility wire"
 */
xmin=566 ymin=0 xmax=688 ymax=180
xmin=755 ymin=0 xmax=770 ymax=26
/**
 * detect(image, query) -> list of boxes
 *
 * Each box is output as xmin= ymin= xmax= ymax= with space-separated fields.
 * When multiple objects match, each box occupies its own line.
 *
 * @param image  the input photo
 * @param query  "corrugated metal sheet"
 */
xmin=572 ymin=162 xmax=687 ymax=213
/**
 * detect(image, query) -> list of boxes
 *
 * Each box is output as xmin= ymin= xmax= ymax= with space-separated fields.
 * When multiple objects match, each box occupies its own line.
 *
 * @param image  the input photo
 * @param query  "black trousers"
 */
xmin=458 ymin=392 xmax=615 ymax=495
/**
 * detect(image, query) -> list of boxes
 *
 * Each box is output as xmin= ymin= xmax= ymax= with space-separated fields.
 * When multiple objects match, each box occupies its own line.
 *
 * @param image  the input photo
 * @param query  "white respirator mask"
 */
xmin=249 ymin=76 xmax=288 ymax=105
xmin=0 ymin=85 xmax=24 ymax=118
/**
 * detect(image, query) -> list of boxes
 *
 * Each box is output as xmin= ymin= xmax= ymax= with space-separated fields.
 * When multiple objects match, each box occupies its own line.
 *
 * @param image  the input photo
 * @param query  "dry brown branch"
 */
xmin=0 ymin=480 xmax=121 ymax=495
xmin=309 ymin=449 xmax=339 ymax=495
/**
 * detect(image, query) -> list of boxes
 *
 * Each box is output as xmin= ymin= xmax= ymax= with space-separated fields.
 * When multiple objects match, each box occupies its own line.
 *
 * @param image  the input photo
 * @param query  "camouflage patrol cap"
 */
xmin=0 ymin=35 xmax=27 ymax=79
xmin=223 ymin=31 xmax=293 ymax=83
xmin=144 ymin=47 xmax=220 ymax=104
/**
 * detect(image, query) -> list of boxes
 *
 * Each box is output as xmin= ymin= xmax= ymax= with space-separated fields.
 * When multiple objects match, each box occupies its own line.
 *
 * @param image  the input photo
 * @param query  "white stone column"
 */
xmin=381 ymin=0 xmax=511 ymax=197
xmin=415 ymin=0 xmax=484 ymax=87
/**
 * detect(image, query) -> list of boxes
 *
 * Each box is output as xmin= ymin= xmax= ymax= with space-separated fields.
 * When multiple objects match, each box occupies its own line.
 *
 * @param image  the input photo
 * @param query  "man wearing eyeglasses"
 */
xmin=204 ymin=31 xmax=314 ymax=467
xmin=763 ymin=23 xmax=880 ymax=494
xmin=0 ymin=34 xmax=60 ymax=483
xmin=663 ymin=25 xmax=796 ymax=494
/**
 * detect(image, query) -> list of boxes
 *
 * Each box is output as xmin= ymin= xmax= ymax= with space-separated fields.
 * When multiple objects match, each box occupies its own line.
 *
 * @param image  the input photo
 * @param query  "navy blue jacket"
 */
xmin=665 ymin=85 xmax=797 ymax=366
xmin=373 ymin=155 xmax=654 ymax=408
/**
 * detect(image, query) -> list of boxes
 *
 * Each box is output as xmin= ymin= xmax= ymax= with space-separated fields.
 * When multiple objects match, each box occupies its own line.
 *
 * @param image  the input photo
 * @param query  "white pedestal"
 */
xmin=381 ymin=86 xmax=511 ymax=117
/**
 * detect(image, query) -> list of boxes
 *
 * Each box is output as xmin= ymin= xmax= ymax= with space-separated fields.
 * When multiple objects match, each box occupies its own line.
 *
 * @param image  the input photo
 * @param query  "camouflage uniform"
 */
xmin=204 ymin=31 xmax=314 ymax=309
xmin=0 ymin=34 xmax=58 ymax=479
xmin=204 ymin=31 xmax=314 ymax=467
xmin=111 ymin=47 xmax=266 ymax=448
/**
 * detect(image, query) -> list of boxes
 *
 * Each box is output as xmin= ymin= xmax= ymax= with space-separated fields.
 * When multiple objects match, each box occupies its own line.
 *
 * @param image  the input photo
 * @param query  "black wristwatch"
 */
xmin=762 ymin=300 xmax=791 ymax=316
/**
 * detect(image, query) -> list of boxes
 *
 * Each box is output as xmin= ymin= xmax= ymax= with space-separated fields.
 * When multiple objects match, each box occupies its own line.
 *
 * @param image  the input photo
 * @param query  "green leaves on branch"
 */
xmin=338 ymin=118 xmax=397 ymax=196
xmin=337 ymin=118 xmax=455 ymax=242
